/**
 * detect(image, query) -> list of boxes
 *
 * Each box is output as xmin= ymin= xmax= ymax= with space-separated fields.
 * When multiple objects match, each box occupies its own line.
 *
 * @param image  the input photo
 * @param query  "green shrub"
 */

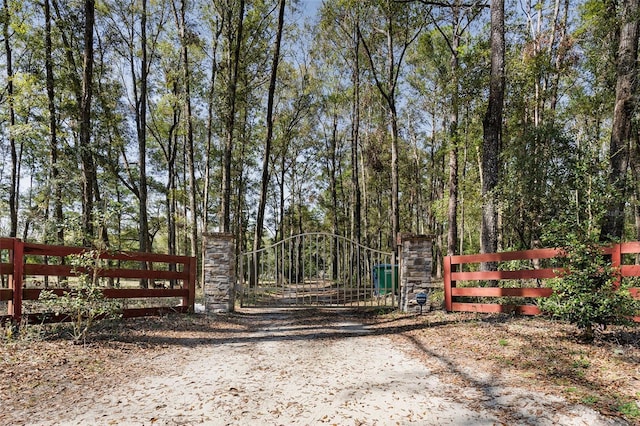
xmin=539 ymin=237 xmax=640 ymax=341
xmin=39 ymin=250 xmax=120 ymax=344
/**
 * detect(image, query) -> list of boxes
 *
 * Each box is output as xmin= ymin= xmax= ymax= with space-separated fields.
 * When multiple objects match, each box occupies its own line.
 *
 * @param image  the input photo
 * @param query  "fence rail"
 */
xmin=0 ymin=238 xmax=196 ymax=325
xmin=444 ymin=243 xmax=640 ymax=322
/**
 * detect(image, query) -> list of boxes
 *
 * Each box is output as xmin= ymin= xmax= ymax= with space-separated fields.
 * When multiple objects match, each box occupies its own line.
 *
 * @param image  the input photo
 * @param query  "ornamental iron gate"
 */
xmin=239 ymin=233 xmax=397 ymax=308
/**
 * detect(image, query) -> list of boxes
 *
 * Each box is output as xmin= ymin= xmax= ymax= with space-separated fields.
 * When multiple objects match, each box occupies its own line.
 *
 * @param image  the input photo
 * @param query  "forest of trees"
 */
xmin=1 ymin=0 xmax=639 ymax=280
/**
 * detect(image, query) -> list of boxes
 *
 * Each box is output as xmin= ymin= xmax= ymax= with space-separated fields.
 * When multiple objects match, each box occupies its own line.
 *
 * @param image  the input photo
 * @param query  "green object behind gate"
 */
xmin=373 ymin=264 xmax=398 ymax=295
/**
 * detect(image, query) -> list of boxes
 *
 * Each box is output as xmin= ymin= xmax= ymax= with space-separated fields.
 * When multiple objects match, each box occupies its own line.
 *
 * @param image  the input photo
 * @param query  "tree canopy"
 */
xmin=1 ymin=0 xmax=638 ymax=280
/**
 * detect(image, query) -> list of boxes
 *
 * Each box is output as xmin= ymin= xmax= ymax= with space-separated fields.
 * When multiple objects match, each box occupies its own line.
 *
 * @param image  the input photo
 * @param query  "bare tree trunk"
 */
xmin=44 ymin=0 xmax=63 ymax=245
xmin=137 ymin=0 xmax=150 ymax=254
xmin=277 ymin=154 xmax=286 ymax=243
xmin=168 ymin=107 xmax=179 ymax=286
xmin=601 ymin=0 xmax=639 ymax=242
xmin=202 ymin=17 xmax=222 ymax=288
xmin=329 ymin=114 xmax=340 ymax=280
xmin=50 ymin=0 xmax=91 ymax=243
xmin=3 ymin=0 xmax=18 ymax=237
xmin=134 ymin=0 xmax=151 ymax=287
xmin=254 ymin=0 xmax=285 ymax=253
xmin=633 ymin=132 xmax=640 ymax=248
xmin=447 ymin=28 xmax=460 ymax=257
xmin=80 ymin=0 xmax=96 ymax=246
xmin=351 ymin=19 xmax=362 ymax=244
xmin=330 ymin=115 xmax=339 ymax=238
xmin=171 ymin=0 xmax=198 ymax=263
xmin=221 ymin=0 xmax=245 ymax=232
xmin=359 ymin=0 xmax=421 ymax=253
xmin=203 ymin=18 xmax=222 ymax=235
xmin=390 ymin=101 xmax=400 ymax=246
xmin=386 ymin=7 xmax=400 ymax=248
xmin=481 ymin=0 xmax=504 ymax=269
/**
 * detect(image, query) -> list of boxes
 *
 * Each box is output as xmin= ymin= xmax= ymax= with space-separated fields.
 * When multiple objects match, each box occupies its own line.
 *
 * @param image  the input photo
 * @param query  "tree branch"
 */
xmin=394 ymin=0 xmax=488 ymax=9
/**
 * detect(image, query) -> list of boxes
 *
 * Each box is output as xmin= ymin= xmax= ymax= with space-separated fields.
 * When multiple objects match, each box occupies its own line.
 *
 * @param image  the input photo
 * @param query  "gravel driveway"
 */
xmin=9 ymin=308 xmax=629 ymax=425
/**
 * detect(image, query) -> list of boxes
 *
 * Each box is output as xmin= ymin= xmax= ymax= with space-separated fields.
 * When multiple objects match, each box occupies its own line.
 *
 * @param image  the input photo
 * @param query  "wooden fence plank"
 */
xmin=0 ymin=262 xmax=13 ymax=274
xmin=444 ymin=244 xmax=640 ymax=323
xmin=620 ymin=242 xmax=640 ymax=254
xmin=0 ymin=288 xmax=13 ymax=301
xmin=102 ymin=288 xmax=189 ymax=299
xmin=451 ymin=268 xmax=558 ymax=281
xmin=451 ymin=287 xmax=553 ymax=297
xmin=0 ymin=238 xmax=15 ymax=249
xmin=1 ymin=238 xmax=196 ymax=324
xmin=22 ymin=288 xmax=189 ymax=300
xmin=449 ymin=248 xmax=562 ymax=264
xmin=22 ymin=242 xmax=192 ymax=264
xmin=451 ymin=302 xmax=542 ymax=315
xmin=23 ymin=264 xmax=187 ymax=281
xmin=621 ymin=265 xmax=640 ymax=276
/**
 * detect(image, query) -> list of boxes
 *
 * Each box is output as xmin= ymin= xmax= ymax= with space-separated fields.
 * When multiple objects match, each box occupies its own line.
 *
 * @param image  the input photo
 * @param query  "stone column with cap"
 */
xmin=399 ymin=234 xmax=434 ymax=312
xmin=203 ymin=232 xmax=235 ymax=313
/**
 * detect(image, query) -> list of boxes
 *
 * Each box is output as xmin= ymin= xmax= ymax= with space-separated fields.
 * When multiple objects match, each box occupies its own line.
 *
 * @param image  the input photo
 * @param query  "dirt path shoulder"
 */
xmin=1 ymin=309 xmax=636 ymax=425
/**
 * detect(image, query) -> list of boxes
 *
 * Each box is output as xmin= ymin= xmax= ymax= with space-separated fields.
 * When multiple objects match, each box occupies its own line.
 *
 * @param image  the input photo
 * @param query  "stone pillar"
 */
xmin=399 ymin=234 xmax=434 ymax=312
xmin=203 ymin=233 xmax=235 ymax=313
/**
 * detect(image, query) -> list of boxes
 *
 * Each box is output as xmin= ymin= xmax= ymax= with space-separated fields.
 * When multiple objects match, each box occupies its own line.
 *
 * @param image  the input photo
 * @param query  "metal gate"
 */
xmin=239 ymin=233 xmax=397 ymax=308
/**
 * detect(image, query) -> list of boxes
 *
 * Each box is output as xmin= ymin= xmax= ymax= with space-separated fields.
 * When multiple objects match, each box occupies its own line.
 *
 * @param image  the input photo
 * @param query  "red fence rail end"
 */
xmin=0 ymin=238 xmax=196 ymax=325
xmin=443 ymin=244 xmax=640 ymax=322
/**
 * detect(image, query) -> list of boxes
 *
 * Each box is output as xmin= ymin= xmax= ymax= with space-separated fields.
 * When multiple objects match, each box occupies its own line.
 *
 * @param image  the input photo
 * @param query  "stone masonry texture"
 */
xmin=203 ymin=233 xmax=235 ymax=313
xmin=399 ymin=234 xmax=434 ymax=313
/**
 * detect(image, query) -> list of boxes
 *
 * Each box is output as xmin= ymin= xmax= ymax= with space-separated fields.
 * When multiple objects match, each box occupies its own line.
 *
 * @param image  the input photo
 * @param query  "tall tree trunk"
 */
xmin=203 ymin=18 xmax=222 ymax=234
xmin=359 ymin=0 xmax=420 ymax=251
xmin=93 ymin=174 xmax=111 ymax=250
xmin=168 ymin=108 xmax=179 ymax=286
xmin=601 ymin=0 xmax=639 ymax=242
xmin=44 ymin=0 xmax=63 ymax=245
xmin=447 ymin=17 xmax=460 ymax=257
xmin=202 ymin=18 xmax=222 ymax=287
xmin=390 ymin=101 xmax=400 ymax=247
xmin=386 ymin=9 xmax=400 ymax=249
xmin=481 ymin=0 xmax=504 ymax=265
xmin=80 ymin=0 xmax=96 ymax=246
xmin=351 ymin=18 xmax=362 ymax=244
xmin=250 ymin=0 xmax=284 ymax=289
xmin=234 ymin=110 xmax=249 ymax=255
xmin=172 ymin=0 xmax=198 ymax=262
xmin=3 ymin=0 xmax=18 ymax=237
xmin=221 ymin=0 xmax=245 ymax=232
xmin=277 ymin=158 xmax=285 ymax=243
xmin=633 ymin=132 xmax=640 ymax=246
xmin=138 ymin=0 xmax=150 ymax=253
xmin=254 ymin=0 xmax=285 ymax=253
xmin=134 ymin=0 xmax=151 ymax=287
xmin=330 ymin=114 xmax=339 ymax=239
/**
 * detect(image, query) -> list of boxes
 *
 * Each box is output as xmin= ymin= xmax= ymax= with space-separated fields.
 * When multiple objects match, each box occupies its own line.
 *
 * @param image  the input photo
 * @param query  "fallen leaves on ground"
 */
xmin=1 ymin=309 xmax=638 ymax=424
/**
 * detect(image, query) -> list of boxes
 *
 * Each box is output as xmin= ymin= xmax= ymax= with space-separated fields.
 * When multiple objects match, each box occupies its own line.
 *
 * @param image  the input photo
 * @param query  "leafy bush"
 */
xmin=39 ymin=251 xmax=120 ymax=344
xmin=539 ymin=237 xmax=640 ymax=340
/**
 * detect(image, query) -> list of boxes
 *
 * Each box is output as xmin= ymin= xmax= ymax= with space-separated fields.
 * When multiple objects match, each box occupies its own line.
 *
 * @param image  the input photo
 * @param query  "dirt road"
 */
xmin=13 ymin=308 xmax=625 ymax=426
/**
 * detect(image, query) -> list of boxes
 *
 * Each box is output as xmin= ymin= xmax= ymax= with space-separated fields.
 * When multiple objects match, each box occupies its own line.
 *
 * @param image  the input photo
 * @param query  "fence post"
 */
xmin=184 ymin=256 xmax=196 ymax=311
xmin=444 ymin=255 xmax=452 ymax=312
xmin=8 ymin=238 xmax=24 ymax=325
xmin=611 ymin=243 xmax=622 ymax=289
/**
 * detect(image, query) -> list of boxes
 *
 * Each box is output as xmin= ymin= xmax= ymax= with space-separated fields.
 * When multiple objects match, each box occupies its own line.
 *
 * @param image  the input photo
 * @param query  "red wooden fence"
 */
xmin=0 ymin=238 xmax=196 ymax=325
xmin=444 ymin=243 xmax=640 ymax=322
